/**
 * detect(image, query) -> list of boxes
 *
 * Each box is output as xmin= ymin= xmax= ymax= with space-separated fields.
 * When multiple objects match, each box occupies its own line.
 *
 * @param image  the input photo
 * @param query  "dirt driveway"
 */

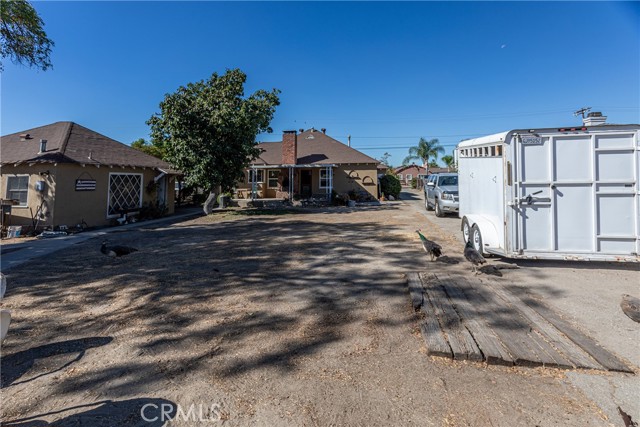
xmin=0 ymin=202 xmax=623 ymax=426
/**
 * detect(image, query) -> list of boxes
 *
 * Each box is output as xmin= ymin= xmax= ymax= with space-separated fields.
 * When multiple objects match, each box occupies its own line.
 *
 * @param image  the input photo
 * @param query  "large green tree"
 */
xmin=131 ymin=138 xmax=166 ymax=160
xmin=0 ymin=0 xmax=54 ymax=71
xmin=402 ymin=137 xmax=444 ymax=174
xmin=147 ymin=68 xmax=280 ymax=212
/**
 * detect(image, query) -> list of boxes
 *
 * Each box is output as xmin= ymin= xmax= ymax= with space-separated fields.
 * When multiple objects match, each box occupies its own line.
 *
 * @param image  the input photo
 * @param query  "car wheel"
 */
xmin=471 ymin=225 xmax=483 ymax=254
xmin=461 ymin=218 xmax=471 ymax=243
xmin=425 ymin=196 xmax=433 ymax=211
xmin=435 ymin=200 xmax=444 ymax=217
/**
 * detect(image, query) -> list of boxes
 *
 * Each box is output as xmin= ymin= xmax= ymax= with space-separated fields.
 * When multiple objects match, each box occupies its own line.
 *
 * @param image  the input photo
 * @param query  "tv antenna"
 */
xmin=573 ymin=107 xmax=592 ymax=118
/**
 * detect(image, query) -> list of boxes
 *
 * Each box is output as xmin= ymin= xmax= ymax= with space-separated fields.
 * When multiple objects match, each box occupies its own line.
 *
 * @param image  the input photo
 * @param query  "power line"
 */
xmin=290 ymin=106 xmax=638 ymax=124
xmin=333 ymin=134 xmax=477 ymax=139
xmin=353 ymin=145 xmax=457 ymax=150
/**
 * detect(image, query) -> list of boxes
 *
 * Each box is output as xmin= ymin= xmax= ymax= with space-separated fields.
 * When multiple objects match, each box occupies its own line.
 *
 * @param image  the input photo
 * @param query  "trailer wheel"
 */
xmin=435 ymin=200 xmax=444 ymax=217
xmin=462 ymin=218 xmax=471 ymax=243
xmin=471 ymin=225 xmax=484 ymax=254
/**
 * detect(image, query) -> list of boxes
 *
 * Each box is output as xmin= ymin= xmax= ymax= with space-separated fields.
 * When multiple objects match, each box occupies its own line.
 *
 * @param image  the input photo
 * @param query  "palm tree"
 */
xmin=441 ymin=154 xmax=455 ymax=171
xmin=402 ymin=137 xmax=445 ymax=174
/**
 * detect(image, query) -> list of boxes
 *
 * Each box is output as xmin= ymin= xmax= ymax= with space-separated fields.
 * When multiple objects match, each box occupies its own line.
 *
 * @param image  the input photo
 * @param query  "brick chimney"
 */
xmin=282 ymin=130 xmax=297 ymax=165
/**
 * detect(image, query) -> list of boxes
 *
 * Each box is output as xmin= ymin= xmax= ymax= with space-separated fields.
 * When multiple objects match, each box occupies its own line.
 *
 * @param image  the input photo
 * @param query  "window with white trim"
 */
xmin=397 ymin=174 xmax=403 ymax=181
xmin=108 ymin=173 xmax=143 ymax=217
xmin=406 ymin=174 xmax=413 ymax=181
xmin=6 ymin=175 xmax=29 ymax=206
xmin=319 ymin=169 xmax=330 ymax=188
xmin=248 ymin=170 xmax=264 ymax=183
xmin=267 ymin=170 xmax=279 ymax=188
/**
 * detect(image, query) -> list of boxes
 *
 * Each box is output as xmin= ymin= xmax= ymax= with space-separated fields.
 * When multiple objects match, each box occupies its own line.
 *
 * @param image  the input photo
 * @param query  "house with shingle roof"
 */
xmin=1 ymin=122 xmax=180 ymax=231
xmin=236 ymin=129 xmax=380 ymax=201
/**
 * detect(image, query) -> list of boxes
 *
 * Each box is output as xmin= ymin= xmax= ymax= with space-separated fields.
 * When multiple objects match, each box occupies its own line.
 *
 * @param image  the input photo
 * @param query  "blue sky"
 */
xmin=2 ymin=1 xmax=638 ymax=167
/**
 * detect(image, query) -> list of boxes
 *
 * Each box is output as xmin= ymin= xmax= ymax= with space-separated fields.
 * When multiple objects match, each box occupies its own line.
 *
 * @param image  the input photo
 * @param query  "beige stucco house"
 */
xmin=236 ymin=129 xmax=380 ymax=201
xmin=1 ymin=122 xmax=179 ymax=232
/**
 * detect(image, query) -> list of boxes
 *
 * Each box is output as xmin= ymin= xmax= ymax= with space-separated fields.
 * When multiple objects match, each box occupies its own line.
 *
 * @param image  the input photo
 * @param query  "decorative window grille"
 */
xmin=108 ymin=173 xmax=142 ymax=216
xmin=6 ymin=175 xmax=29 ymax=206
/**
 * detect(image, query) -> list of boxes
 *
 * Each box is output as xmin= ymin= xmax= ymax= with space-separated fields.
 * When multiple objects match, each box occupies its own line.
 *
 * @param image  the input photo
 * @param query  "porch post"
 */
xmin=251 ymin=166 xmax=257 ymax=201
xmin=289 ymin=167 xmax=294 ymax=200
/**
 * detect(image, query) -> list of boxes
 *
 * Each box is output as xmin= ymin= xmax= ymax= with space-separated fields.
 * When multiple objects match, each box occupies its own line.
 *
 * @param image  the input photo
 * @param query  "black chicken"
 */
xmin=101 ymin=241 xmax=138 ymax=258
xmin=416 ymin=229 xmax=442 ymax=261
xmin=464 ymin=240 xmax=486 ymax=274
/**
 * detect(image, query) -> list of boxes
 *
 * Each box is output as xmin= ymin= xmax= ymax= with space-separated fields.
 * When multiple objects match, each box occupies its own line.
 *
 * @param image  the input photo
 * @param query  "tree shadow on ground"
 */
xmin=1 ymin=211 xmax=416 ymax=399
xmin=1 ymin=337 xmax=113 ymax=388
xmin=2 ymin=398 xmax=176 ymax=427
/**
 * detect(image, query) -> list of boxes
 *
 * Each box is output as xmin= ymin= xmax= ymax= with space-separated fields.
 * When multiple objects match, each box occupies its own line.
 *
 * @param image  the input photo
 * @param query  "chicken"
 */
xmin=416 ymin=229 xmax=442 ymax=261
xmin=100 ymin=241 xmax=138 ymax=258
xmin=464 ymin=240 xmax=486 ymax=274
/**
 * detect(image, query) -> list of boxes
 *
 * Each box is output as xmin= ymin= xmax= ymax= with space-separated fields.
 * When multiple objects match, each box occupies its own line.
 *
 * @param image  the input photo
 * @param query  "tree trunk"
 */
xmin=203 ymin=190 xmax=217 ymax=214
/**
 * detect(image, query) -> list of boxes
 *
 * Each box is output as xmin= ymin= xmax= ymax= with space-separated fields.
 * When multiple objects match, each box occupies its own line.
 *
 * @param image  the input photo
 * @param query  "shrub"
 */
xmin=380 ymin=174 xmax=401 ymax=199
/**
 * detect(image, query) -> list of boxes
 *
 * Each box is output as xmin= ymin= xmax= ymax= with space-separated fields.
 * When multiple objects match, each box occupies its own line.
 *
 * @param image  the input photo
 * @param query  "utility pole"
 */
xmin=573 ymin=107 xmax=592 ymax=118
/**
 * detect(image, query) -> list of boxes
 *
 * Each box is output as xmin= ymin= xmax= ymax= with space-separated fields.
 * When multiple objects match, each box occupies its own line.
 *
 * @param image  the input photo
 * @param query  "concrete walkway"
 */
xmin=0 ymin=207 xmax=203 ymax=272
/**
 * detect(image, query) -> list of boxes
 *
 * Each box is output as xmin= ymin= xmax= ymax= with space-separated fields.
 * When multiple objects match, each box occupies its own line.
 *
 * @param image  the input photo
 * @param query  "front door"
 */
xmin=300 ymin=170 xmax=312 ymax=197
xmin=157 ymin=176 xmax=167 ymax=207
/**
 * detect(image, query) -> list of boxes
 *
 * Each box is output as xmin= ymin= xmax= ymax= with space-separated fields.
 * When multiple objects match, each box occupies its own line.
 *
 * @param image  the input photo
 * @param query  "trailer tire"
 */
xmin=462 ymin=218 xmax=471 ymax=243
xmin=471 ymin=225 xmax=484 ymax=255
xmin=435 ymin=200 xmax=444 ymax=217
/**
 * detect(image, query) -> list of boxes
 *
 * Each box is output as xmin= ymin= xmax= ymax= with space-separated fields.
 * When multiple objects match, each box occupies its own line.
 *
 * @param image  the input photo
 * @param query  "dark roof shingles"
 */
xmin=253 ymin=130 xmax=379 ymax=166
xmin=1 ymin=122 xmax=174 ymax=171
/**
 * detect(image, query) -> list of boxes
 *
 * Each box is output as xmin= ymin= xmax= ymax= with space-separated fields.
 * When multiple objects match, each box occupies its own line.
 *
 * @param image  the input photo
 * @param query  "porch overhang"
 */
xmin=249 ymin=164 xmax=337 ymax=169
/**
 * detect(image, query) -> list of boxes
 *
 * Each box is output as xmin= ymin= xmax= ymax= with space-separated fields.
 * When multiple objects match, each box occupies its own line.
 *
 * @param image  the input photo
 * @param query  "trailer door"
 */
xmin=514 ymin=135 xmax=555 ymax=252
xmin=514 ymin=131 xmax=638 ymax=257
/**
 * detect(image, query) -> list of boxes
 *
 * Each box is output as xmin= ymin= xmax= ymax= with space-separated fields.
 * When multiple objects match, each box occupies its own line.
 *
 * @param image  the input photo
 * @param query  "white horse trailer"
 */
xmin=456 ymin=123 xmax=639 ymax=262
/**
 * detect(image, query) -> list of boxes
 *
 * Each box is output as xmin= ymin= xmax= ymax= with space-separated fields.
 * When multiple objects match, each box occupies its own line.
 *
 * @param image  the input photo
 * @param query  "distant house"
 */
xmin=393 ymin=164 xmax=451 ymax=188
xmin=236 ymin=129 xmax=380 ymax=201
xmin=394 ymin=164 xmax=428 ymax=187
xmin=1 ymin=122 xmax=179 ymax=230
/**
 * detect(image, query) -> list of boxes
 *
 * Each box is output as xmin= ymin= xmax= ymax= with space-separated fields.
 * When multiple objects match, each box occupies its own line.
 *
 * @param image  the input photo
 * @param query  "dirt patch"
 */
xmin=0 ymin=203 xmax=610 ymax=426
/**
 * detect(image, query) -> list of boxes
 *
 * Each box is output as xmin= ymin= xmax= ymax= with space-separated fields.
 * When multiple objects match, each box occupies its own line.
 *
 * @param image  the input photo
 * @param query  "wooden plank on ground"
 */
xmin=421 ymin=273 xmax=483 ymax=361
xmin=456 ymin=277 xmax=552 ymax=367
xmin=416 ymin=287 xmax=453 ymax=358
xmin=438 ymin=274 xmax=514 ymax=366
xmin=406 ymin=272 xmax=424 ymax=311
xmin=520 ymin=297 xmax=633 ymax=373
xmin=484 ymin=282 xmax=603 ymax=370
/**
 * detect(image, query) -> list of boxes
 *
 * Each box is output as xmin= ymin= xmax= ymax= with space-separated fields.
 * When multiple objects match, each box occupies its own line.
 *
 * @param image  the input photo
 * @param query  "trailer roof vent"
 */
xmin=583 ymin=112 xmax=607 ymax=126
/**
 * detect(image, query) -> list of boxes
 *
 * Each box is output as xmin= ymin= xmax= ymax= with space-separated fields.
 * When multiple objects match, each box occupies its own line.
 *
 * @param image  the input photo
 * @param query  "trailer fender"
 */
xmin=461 ymin=215 xmax=500 ymax=250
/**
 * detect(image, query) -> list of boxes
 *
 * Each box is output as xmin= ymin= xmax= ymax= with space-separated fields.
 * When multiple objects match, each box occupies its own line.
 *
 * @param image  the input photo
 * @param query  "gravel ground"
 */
xmin=0 ymin=202 xmax=620 ymax=426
